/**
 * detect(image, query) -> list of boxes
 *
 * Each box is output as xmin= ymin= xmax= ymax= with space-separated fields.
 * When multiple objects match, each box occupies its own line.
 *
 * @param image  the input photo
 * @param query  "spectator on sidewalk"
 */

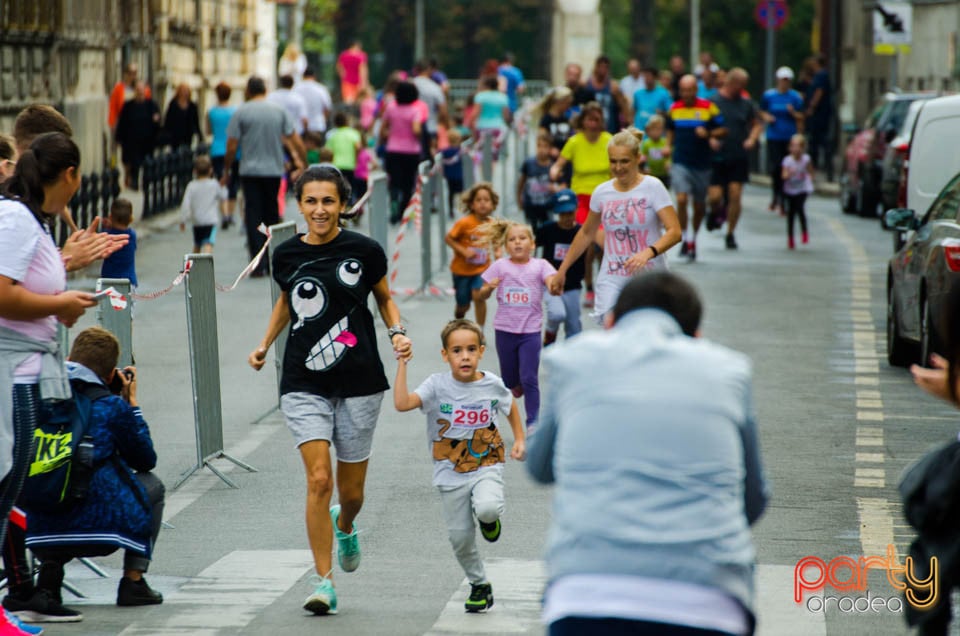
xmin=19 ymin=327 xmax=164 ymax=621
xmin=162 ymin=83 xmax=202 ymax=150
xmin=115 ymin=82 xmax=161 ymax=191
xmin=109 ymin=63 xmax=150 ymax=140
xmin=12 ymin=105 xmax=129 ymax=270
xmin=803 ymin=54 xmax=834 ymax=181
xmin=223 ymin=76 xmax=307 ymax=277
xmin=529 ymin=271 xmax=769 ymax=636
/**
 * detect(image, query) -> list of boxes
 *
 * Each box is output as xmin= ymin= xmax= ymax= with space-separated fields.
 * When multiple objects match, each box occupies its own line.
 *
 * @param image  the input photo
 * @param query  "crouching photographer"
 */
xmin=5 ymin=327 xmax=164 ymax=624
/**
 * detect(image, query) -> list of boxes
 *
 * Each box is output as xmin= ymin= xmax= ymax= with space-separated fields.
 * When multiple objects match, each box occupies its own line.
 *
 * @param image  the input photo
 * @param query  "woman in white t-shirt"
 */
xmin=0 ymin=133 xmax=95 ymax=583
xmin=548 ymin=128 xmax=682 ymax=320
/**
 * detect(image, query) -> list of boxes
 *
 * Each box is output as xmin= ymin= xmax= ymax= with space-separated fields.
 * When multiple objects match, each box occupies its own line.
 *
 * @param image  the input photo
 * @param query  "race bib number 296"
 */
xmin=452 ymin=403 xmax=492 ymax=428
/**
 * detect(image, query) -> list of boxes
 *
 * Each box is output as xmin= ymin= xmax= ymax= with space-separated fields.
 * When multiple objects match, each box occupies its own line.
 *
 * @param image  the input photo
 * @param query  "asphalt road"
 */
xmin=47 ymin=181 xmax=955 ymax=636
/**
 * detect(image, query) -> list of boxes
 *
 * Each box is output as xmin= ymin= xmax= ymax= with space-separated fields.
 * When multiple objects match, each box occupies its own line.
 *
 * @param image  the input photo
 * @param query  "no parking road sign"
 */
xmin=755 ymin=0 xmax=789 ymax=30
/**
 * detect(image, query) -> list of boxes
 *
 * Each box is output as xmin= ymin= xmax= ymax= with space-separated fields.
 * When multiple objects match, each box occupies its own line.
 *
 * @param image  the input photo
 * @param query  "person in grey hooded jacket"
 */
xmin=528 ymin=271 xmax=769 ymax=636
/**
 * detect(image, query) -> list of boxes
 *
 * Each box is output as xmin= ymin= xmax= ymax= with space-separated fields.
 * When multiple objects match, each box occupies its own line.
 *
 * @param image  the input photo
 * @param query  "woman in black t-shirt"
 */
xmin=248 ymin=166 xmax=412 ymax=616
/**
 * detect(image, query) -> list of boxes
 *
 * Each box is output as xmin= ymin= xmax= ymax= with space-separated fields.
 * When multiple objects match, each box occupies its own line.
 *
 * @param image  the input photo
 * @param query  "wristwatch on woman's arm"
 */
xmin=387 ymin=324 xmax=407 ymax=340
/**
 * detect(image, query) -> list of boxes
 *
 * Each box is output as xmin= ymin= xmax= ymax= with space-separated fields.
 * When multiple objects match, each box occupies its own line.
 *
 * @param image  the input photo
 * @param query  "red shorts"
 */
xmin=575 ymin=194 xmax=592 ymax=225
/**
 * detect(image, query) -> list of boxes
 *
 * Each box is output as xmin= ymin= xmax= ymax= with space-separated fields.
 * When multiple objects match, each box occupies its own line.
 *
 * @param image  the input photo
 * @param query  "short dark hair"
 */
xmin=215 ymin=81 xmax=232 ymax=102
xmin=13 ymin=105 xmax=73 ymax=152
xmin=279 ymin=74 xmax=295 ymax=89
xmin=643 ymin=66 xmax=659 ymax=76
xmin=110 ymin=197 xmax=134 ymax=225
xmin=69 ymin=327 xmax=120 ymax=381
xmin=395 ymin=81 xmax=419 ymax=105
xmin=246 ymin=76 xmax=267 ymax=97
xmin=595 ymin=55 xmax=611 ymax=66
xmin=611 ymin=271 xmax=703 ymax=336
xmin=482 ymin=76 xmax=498 ymax=90
xmin=194 ymin=154 xmax=213 ymax=176
xmin=441 ymin=319 xmax=485 ymax=348
xmin=303 ymin=67 xmax=316 ymax=78
xmin=333 ymin=111 xmax=349 ymax=128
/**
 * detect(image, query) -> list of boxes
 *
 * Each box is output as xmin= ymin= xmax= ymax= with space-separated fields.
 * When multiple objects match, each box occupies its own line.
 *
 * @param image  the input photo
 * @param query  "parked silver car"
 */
xmin=885 ymin=173 xmax=960 ymax=366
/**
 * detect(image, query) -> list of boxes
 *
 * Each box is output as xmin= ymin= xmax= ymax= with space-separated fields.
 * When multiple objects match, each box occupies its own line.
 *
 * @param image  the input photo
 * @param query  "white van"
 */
xmin=905 ymin=94 xmax=960 ymax=214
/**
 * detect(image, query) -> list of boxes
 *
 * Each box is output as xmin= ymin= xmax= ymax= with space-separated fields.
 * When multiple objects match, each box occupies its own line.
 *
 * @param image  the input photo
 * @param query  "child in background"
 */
xmin=393 ymin=319 xmax=525 ymax=614
xmin=101 ymin=197 xmax=138 ymax=291
xmin=354 ymin=135 xmax=377 ymax=203
xmin=324 ymin=112 xmax=362 ymax=199
xmin=641 ymin=114 xmax=671 ymax=190
xmin=303 ymin=131 xmax=325 ymax=166
xmin=516 ymin=132 xmax=556 ymax=231
xmin=781 ymin=133 xmax=814 ymax=249
xmin=441 ymin=129 xmax=464 ymax=219
xmin=436 ymin=112 xmax=451 ymax=151
xmin=310 ymin=147 xmax=336 ymax=171
xmin=179 ymin=155 xmax=222 ymax=254
xmin=358 ymin=86 xmax=377 ymax=133
xmin=445 ymin=183 xmax=498 ymax=329
xmin=478 ymin=219 xmax=556 ymax=430
xmin=535 ymin=189 xmax=585 ymax=345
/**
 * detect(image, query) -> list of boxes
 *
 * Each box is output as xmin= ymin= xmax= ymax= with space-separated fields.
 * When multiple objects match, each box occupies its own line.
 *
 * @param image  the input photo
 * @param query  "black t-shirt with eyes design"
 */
xmin=272 ymin=230 xmax=389 ymax=398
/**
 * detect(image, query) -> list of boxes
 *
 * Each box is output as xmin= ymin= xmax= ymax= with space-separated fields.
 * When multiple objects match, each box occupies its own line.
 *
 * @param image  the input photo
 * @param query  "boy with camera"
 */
xmin=3 ymin=327 xmax=164 ymax=624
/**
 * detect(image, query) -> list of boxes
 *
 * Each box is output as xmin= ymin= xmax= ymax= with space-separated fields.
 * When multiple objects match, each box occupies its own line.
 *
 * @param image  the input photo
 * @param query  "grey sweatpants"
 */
xmin=437 ymin=470 xmax=504 ymax=584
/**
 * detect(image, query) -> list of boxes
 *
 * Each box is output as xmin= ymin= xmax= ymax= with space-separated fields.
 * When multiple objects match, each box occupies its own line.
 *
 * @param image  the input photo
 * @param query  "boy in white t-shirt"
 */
xmin=394 ymin=319 xmax=525 ymax=613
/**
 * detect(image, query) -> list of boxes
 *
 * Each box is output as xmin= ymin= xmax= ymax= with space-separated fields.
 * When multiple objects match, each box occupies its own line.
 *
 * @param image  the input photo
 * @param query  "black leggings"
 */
xmin=385 ymin=151 xmax=421 ymax=222
xmin=240 ymin=176 xmax=282 ymax=273
xmin=550 ymin=617 xmax=739 ymax=636
xmin=0 ymin=385 xmax=40 ymax=550
xmin=768 ymin=139 xmax=790 ymax=208
xmin=785 ymin=192 xmax=808 ymax=239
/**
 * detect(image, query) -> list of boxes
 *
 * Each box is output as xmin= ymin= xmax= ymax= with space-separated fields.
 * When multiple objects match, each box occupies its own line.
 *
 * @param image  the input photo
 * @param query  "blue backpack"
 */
xmin=19 ymin=380 xmax=110 ymax=513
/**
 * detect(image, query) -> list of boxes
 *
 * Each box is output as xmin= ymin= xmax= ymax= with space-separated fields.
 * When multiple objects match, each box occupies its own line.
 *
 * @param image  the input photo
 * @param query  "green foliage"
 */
xmin=601 ymin=0 xmax=816 ymax=95
xmin=303 ymin=0 xmax=338 ymax=55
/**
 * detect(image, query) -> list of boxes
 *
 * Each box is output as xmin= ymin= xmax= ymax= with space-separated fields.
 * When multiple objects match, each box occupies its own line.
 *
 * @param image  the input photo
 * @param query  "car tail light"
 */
xmin=945 ymin=241 xmax=960 ymax=272
xmin=898 ymin=145 xmax=911 ymax=208
xmin=894 ymin=141 xmax=909 ymax=155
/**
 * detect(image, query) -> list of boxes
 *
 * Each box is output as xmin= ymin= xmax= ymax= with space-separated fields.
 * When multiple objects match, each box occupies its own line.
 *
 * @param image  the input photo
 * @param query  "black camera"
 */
xmin=108 ymin=368 xmax=135 ymax=394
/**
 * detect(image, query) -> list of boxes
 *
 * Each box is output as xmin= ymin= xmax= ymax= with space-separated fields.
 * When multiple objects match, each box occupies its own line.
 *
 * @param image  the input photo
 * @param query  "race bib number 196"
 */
xmin=502 ymin=286 xmax=531 ymax=306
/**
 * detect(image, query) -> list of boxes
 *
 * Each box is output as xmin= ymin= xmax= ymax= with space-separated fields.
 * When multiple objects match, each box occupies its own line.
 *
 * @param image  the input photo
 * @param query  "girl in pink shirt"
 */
xmin=479 ymin=220 xmax=556 ymax=429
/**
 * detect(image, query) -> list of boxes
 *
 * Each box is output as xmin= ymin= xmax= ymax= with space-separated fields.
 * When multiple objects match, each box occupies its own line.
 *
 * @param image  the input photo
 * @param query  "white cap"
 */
xmin=775 ymin=66 xmax=794 ymax=80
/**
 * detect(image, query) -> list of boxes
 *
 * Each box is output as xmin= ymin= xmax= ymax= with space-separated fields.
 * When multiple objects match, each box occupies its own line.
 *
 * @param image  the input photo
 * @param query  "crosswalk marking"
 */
xmin=118 ymin=550 xmax=313 ymax=635
xmin=424 ymin=560 xmax=826 ymax=635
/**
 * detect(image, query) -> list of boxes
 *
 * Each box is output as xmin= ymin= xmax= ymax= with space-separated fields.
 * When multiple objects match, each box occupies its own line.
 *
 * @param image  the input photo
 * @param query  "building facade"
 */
xmin=0 ymin=0 xmax=275 ymax=171
xmin=839 ymin=1 xmax=960 ymax=126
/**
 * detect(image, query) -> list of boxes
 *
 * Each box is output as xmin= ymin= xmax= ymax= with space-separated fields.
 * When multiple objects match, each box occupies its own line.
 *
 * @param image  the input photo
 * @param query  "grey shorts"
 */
xmin=671 ymin=164 xmax=711 ymax=202
xmin=280 ymin=391 xmax=384 ymax=462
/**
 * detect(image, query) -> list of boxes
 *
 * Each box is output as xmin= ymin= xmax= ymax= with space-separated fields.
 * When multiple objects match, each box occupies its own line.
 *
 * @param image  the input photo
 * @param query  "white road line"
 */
xmin=855 ymin=452 xmax=885 ymax=463
xmin=755 ymin=564 xmax=826 ymax=635
xmin=119 ymin=549 xmax=314 ymax=635
xmin=425 ymin=558 xmax=544 ymax=635
xmin=856 ymin=411 xmax=885 ymax=421
xmin=857 ymin=498 xmax=896 ymax=556
xmin=164 ymin=421 xmax=281 ymax=521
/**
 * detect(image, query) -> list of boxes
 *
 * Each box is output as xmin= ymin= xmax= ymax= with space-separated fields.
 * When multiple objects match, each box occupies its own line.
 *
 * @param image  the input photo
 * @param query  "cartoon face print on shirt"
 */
xmin=289 ymin=256 xmax=365 ymax=372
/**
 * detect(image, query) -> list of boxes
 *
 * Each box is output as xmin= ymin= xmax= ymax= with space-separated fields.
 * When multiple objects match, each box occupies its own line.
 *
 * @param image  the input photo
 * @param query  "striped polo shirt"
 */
xmin=666 ymin=98 xmax=725 ymax=170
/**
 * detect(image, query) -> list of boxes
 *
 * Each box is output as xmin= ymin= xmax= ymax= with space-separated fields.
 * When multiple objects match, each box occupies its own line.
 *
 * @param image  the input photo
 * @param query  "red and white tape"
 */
xmin=388 ymin=178 xmax=424 ymax=291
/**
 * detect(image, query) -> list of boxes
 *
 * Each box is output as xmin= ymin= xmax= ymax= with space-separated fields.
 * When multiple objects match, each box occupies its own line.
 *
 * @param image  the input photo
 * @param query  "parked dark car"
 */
xmin=841 ymin=92 xmax=934 ymax=218
xmin=885 ymin=172 xmax=960 ymax=367
xmin=880 ymin=98 xmax=930 ymax=212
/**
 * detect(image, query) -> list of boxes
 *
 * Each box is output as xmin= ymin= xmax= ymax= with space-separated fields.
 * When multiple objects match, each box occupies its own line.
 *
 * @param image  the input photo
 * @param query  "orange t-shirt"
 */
xmin=448 ymin=214 xmax=490 ymax=276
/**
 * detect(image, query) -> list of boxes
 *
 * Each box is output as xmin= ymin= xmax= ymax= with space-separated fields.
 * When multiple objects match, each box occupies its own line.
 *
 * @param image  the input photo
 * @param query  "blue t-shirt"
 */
xmin=760 ymin=88 xmax=804 ymax=141
xmin=207 ymin=105 xmax=236 ymax=158
xmin=441 ymin=147 xmax=463 ymax=182
xmin=633 ymin=85 xmax=673 ymax=130
xmin=475 ymin=90 xmax=509 ymax=130
xmin=100 ymin=227 xmax=137 ymax=287
xmin=697 ymin=80 xmax=718 ymax=101
xmin=498 ymin=65 xmax=525 ymax=112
